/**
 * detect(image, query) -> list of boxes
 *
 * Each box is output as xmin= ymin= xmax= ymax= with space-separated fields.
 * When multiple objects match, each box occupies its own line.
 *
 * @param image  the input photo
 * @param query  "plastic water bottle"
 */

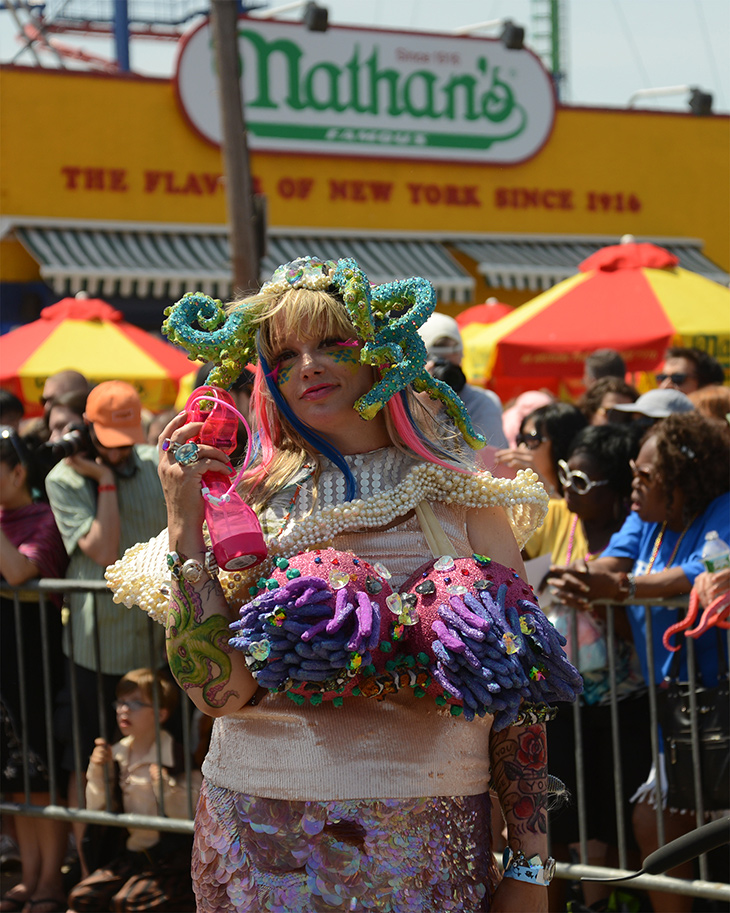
xmin=187 ymin=387 xmax=267 ymax=571
xmin=700 ymin=531 xmax=730 ymax=573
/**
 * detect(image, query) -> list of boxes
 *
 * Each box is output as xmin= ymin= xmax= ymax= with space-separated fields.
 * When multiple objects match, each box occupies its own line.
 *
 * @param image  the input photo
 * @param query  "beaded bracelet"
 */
xmin=98 ymin=484 xmax=117 ymax=493
xmin=502 ymin=847 xmax=556 ymax=886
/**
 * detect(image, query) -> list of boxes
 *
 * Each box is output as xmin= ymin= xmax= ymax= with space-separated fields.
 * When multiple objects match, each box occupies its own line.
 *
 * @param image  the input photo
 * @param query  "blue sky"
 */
xmin=1 ymin=0 xmax=728 ymax=112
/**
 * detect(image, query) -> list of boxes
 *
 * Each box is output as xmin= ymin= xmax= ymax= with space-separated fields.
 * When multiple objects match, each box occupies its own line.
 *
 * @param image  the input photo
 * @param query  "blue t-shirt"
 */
xmin=603 ymin=493 xmax=730 ymax=685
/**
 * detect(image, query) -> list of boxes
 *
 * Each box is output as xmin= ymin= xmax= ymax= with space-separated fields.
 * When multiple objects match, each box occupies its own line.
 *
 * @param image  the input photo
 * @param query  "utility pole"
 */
xmin=209 ymin=0 xmax=261 ymax=295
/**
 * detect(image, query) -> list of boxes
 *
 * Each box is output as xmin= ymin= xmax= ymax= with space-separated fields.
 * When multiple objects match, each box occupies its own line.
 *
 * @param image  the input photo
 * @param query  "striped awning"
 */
xmin=452 ymin=235 xmax=730 ymax=291
xmin=12 ymin=222 xmax=474 ymax=303
xmin=262 ymin=235 xmax=474 ymax=302
xmin=15 ymin=223 xmax=233 ymax=300
xmin=10 ymin=221 xmax=727 ymax=301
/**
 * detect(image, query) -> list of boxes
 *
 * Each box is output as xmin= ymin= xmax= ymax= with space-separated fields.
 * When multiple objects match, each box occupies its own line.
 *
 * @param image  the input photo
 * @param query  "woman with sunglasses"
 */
xmin=495 ymin=402 xmax=587 ymax=500
xmin=0 ymin=427 xmax=69 ymax=913
xmin=106 ymin=256 xmax=587 ymax=912
xmin=527 ymin=425 xmax=649 ymax=910
xmin=547 ymin=413 xmax=730 ymax=913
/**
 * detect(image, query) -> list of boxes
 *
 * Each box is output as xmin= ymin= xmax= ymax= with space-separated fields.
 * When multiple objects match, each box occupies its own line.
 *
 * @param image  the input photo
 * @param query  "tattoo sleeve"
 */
xmin=490 ymin=722 xmax=548 ymax=851
xmin=166 ymin=576 xmax=240 ymax=710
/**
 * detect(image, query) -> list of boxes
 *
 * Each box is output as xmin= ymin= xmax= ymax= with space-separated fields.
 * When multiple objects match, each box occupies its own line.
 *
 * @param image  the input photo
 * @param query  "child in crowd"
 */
xmin=66 ymin=669 xmax=200 ymax=913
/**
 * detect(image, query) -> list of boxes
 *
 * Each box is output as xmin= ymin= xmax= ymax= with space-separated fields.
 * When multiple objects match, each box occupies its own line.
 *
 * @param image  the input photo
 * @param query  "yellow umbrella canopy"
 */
xmin=461 ymin=242 xmax=729 ymax=401
xmin=0 ymin=297 xmax=196 ymax=416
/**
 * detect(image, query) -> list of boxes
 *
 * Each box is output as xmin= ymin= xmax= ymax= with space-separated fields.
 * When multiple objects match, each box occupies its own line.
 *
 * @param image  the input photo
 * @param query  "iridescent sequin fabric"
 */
xmin=193 ymin=781 xmax=498 ymax=912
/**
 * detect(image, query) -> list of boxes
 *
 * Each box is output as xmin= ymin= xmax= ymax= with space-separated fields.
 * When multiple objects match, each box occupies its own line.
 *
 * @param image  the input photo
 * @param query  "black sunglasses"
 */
xmin=516 ymin=430 xmax=544 ymax=450
xmin=656 ymin=372 xmax=695 ymax=386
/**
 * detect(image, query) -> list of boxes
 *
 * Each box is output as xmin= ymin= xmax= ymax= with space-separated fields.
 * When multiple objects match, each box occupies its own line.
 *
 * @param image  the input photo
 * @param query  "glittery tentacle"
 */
xmin=330 ymin=258 xmax=375 ymax=342
xmin=349 ymin=277 xmax=485 ymax=449
xmin=162 ymin=292 xmax=256 ymax=389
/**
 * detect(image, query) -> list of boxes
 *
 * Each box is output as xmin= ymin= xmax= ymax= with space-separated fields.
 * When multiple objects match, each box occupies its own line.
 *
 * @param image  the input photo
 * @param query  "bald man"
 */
xmin=42 ymin=370 xmax=90 ymax=417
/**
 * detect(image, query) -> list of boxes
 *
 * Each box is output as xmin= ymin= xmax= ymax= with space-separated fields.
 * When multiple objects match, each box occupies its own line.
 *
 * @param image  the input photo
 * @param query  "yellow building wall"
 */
xmin=2 ymin=65 xmax=728 ymax=272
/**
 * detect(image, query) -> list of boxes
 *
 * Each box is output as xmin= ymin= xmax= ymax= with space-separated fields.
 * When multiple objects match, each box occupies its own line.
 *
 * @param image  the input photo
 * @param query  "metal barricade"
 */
xmin=1 ymin=581 xmax=728 ymax=905
xmin=549 ymin=596 xmax=729 ymax=904
xmin=0 ymin=578 xmax=196 ymax=841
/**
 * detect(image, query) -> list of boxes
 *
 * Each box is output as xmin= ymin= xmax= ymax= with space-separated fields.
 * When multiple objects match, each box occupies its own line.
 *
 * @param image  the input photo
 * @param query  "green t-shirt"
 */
xmin=46 ymin=445 xmax=167 ymax=674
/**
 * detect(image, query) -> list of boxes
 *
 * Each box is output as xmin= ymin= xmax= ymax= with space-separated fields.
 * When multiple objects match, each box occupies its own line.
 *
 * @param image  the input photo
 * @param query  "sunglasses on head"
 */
xmin=516 ymin=430 xmax=544 ymax=450
xmin=656 ymin=372 xmax=695 ymax=386
xmin=557 ymin=460 xmax=610 ymax=495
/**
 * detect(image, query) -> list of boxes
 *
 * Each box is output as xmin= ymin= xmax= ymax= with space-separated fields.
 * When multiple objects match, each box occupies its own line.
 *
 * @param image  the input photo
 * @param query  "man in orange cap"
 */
xmin=45 ymin=381 xmax=168 ymax=873
xmin=82 ymin=379 xmax=146 ymax=476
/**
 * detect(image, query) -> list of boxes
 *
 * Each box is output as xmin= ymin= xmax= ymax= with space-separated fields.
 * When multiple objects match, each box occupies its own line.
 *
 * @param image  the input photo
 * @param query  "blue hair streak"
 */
xmin=257 ymin=344 xmax=358 ymax=502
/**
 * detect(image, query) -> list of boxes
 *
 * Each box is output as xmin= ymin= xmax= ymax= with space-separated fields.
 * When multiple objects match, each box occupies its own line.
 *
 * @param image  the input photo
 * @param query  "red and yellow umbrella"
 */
xmin=461 ymin=242 xmax=730 ymax=402
xmin=0 ymin=297 xmax=196 ymax=417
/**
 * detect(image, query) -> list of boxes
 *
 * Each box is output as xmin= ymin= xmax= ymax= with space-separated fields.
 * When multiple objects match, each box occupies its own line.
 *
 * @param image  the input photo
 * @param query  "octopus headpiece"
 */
xmin=162 ymin=255 xmax=485 ymax=449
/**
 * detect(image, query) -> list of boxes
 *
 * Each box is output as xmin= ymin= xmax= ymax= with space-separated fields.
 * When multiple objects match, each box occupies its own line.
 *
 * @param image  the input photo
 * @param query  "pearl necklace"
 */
xmin=107 ymin=461 xmax=549 ymax=624
xmin=276 ymin=462 xmax=547 ymax=555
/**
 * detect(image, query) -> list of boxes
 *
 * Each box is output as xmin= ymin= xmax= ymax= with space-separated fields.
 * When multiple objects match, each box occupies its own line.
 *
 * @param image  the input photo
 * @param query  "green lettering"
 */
xmin=480 ymin=66 xmax=515 ymax=123
xmin=365 ymin=48 xmax=402 ymax=115
xmin=240 ymin=29 xmax=305 ymax=110
xmin=442 ymin=74 xmax=480 ymax=121
xmin=345 ymin=46 xmax=370 ymax=113
xmin=403 ymin=70 xmax=441 ymax=118
xmin=304 ymin=61 xmax=347 ymax=111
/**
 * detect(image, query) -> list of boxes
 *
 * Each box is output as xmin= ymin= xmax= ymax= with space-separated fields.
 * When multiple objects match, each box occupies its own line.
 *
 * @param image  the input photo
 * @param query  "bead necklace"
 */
xmin=646 ymin=514 xmax=697 ymax=574
xmin=565 ymin=513 xmax=600 ymax=566
xmin=276 ymin=462 xmax=548 ymax=555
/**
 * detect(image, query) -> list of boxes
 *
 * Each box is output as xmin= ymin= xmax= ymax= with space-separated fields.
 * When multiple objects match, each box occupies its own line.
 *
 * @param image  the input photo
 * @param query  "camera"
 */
xmin=43 ymin=423 xmax=94 ymax=460
xmin=429 ymin=358 xmax=467 ymax=394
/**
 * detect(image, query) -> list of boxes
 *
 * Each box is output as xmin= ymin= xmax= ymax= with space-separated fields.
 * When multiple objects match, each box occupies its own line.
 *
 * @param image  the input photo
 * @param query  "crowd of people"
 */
xmin=0 ymin=261 xmax=728 ymax=913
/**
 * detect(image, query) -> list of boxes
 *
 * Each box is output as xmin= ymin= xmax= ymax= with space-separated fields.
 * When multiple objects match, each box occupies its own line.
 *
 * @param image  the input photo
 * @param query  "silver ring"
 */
xmin=161 ymin=438 xmax=174 ymax=452
xmin=173 ymin=441 xmax=200 ymax=465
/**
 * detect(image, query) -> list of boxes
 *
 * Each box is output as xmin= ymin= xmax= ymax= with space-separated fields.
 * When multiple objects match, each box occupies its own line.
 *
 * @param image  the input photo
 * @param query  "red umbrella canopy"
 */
xmin=455 ymin=297 xmax=513 ymax=329
xmin=461 ymin=241 xmax=729 ymax=401
xmin=0 ymin=297 xmax=196 ymax=417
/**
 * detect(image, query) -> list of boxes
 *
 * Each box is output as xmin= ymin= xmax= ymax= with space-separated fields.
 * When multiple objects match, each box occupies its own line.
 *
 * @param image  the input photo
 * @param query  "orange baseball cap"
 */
xmin=85 ymin=381 xmax=145 ymax=448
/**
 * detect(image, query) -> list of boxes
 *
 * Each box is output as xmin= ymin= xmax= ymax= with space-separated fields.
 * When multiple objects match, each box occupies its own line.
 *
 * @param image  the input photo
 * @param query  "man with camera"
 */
xmin=44 ymin=381 xmax=168 ymax=860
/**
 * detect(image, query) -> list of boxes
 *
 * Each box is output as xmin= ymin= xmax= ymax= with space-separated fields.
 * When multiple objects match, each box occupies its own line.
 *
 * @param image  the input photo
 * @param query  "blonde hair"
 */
xmin=226 ymin=286 xmax=469 ymax=515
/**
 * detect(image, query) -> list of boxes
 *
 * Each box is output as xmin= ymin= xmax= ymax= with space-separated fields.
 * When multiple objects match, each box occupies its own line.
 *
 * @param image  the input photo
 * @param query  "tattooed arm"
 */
xmin=158 ymin=412 xmax=258 ymax=717
xmin=165 ymin=563 xmax=258 ymax=717
xmin=489 ymin=723 xmax=549 ymax=913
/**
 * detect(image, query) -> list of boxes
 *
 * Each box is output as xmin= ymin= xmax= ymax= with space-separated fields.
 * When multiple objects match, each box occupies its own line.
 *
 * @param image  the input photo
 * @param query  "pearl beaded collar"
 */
xmin=106 ymin=448 xmax=548 ymax=625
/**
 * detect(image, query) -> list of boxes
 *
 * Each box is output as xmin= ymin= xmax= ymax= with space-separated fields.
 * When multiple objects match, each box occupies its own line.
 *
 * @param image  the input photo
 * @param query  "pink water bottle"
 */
xmin=187 ymin=387 xmax=267 ymax=571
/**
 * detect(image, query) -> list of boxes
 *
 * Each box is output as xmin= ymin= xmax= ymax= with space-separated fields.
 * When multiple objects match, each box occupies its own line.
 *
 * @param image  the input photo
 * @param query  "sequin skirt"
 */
xmin=192 ymin=780 xmax=498 ymax=912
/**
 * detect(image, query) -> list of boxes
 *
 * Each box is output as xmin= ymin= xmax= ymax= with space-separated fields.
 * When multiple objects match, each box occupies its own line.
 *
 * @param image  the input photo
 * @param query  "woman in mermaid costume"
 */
xmin=106 ymin=256 xmax=582 ymax=912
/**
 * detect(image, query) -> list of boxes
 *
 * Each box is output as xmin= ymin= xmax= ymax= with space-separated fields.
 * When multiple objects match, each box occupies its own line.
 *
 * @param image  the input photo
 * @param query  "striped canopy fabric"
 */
xmin=15 ymin=224 xmax=475 ymax=304
xmin=0 ymin=298 xmax=195 ymax=416
xmin=461 ymin=242 xmax=730 ymax=401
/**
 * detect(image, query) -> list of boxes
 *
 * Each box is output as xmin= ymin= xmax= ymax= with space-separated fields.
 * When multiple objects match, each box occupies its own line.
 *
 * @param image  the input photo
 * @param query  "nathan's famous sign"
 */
xmin=175 ymin=19 xmax=556 ymax=164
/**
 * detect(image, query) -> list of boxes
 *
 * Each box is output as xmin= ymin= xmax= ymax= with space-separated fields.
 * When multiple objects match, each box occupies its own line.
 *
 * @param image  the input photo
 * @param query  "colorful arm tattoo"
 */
xmin=166 ymin=577 xmax=240 ymax=709
xmin=490 ymin=722 xmax=548 ymax=850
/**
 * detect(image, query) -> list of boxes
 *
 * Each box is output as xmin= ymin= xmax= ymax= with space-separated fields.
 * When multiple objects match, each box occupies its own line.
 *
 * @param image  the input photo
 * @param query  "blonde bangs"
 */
xmin=255 ymin=289 xmax=358 ymax=362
